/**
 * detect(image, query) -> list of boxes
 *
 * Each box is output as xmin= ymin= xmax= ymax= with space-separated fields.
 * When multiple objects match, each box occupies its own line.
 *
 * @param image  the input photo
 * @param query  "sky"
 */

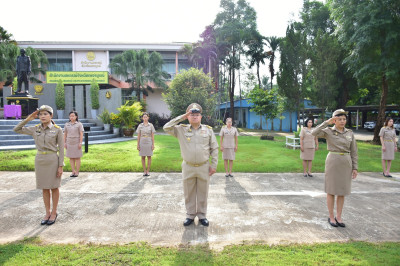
xmin=1 ymin=0 xmax=304 ymax=43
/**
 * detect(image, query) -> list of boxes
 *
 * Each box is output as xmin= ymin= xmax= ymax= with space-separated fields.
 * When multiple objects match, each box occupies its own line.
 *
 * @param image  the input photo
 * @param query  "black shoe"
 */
xmin=229 ymin=174 xmax=233 ymax=177
xmin=335 ymin=217 xmax=346 ymax=227
xmin=328 ymin=218 xmax=338 ymax=227
xmin=308 ymin=173 xmax=313 ymax=177
xmin=383 ymin=172 xmax=387 ymax=177
xmin=387 ymin=174 xmax=392 ymax=178
xmin=199 ymin=218 xmax=209 ymax=227
xmin=70 ymin=174 xmax=75 ymax=177
xmin=183 ymin=218 xmax=194 ymax=226
xmin=225 ymin=174 xmax=229 ymax=177
xmin=303 ymin=174 xmax=308 ymax=177
xmin=41 ymin=215 xmax=50 ymax=225
xmin=47 ymin=214 xmax=58 ymax=225
xmin=143 ymin=173 xmax=147 ymax=176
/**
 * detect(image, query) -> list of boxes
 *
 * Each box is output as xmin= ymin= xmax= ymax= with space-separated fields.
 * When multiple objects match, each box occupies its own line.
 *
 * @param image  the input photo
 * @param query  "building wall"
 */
xmin=145 ymin=89 xmax=171 ymax=117
xmin=247 ymin=110 xmax=297 ymax=132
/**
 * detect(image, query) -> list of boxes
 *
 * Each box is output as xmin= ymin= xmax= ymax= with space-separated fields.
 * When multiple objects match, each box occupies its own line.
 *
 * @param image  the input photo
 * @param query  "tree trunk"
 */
xmin=289 ymin=113 xmax=293 ymax=132
xmin=271 ymin=119 xmax=274 ymax=131
xmin=373 ymin=74 xmax=388 ymax=144
xmin=229 ymin=68 xmax=235 ymax=122
xmin=257 ymin=62 xmax=261 ymax=89
xmin=279 ymin=113 xmax=283 ymax=131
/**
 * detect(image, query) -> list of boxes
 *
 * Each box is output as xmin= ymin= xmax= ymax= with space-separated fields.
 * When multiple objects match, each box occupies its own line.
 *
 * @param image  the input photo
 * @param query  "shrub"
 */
xmin=97 ymin=108 xmax=111 ymax=124
xmin=55 ymin=79 xmax=65 ymax=110
xmin=90 ymin=79 xmax=100 ymax=109
xmin=148 ymin=113 xmax=171 ymax=130
xmin=110 ymin=113 xmax=122 ymax=128
xmin=117 ymin=101 xmax=142 ymax=129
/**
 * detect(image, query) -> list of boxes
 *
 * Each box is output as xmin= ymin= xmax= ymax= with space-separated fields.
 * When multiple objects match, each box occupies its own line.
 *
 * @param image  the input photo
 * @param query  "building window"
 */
xmin=44 ymin=51 xmax=72 ymax=71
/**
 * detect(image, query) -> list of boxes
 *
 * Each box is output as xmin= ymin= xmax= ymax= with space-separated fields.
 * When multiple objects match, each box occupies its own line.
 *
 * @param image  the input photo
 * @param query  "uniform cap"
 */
xmin=332 ymin=109 xmax=348 ymax=117
xmin=186 ymin=103 xmax=202 ymax=113
xmin=38 ymin=105 xmax=53 ymax=114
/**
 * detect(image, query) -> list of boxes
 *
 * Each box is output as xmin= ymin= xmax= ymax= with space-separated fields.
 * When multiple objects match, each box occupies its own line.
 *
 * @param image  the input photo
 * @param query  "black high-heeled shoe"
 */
xmin=41 ymin=215 xmax=51 ymax=225
xmin=47 ymin=214 xmax=58 ymax=225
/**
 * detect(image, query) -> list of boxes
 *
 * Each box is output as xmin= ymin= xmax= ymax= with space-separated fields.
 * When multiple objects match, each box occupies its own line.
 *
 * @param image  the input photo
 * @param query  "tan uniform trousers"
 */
xmin=182 ymin=161 xmax=210 ymax=219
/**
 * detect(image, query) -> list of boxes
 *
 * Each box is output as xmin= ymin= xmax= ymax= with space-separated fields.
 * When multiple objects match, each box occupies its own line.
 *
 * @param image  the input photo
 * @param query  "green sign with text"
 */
xmin=46 ymin=71 xmax=108 ymax=84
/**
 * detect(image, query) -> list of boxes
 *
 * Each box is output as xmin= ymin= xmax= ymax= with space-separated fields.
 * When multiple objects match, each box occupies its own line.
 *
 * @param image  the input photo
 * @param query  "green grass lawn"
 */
xmin=0 ymin=135 xmax=398 ymax=173
xmin=1 ymin=238 xmax=399 ymax=265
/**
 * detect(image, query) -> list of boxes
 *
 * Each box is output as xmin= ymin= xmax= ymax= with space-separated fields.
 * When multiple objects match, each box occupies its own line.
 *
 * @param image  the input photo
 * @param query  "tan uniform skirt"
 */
xmin=66 ymin=137 xmax=83 ymax=158
xmin=382 ymin=141 xmax=395 ymax=160
xmin=300 ymin=148 xmax=315 ymax=160
xmin=35 ymin=153 xmax=61 ymax=189
xmin=325 ymin=152 xmax=352 ymax=196
xmin=222 ymin=148 xmax=236 ymax=160
xmin=139 ymin=137 xmax=153 ymax=156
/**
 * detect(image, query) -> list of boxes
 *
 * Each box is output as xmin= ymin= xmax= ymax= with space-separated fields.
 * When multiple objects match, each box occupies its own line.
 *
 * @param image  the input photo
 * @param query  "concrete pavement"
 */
xmin=0 ymin=171 xmax=399 ymax=248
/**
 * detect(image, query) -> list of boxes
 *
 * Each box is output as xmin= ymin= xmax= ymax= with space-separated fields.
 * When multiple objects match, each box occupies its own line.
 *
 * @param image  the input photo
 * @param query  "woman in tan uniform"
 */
xmin=312 ymin=109 xmax=358 ymax=228
xmin=13 ymin=105 xmax=64 ymax=226
xmin=219 ymin=118 xmax=238 ymax=177
xmin=64 ymin=111 xmax=84 ymax=177
xmin=136 ymin=112 xmax=155 ymax=176
xmin=379 ymin=117 xmax=397 ymax=177
xmin=300 ymin=118 xmax=319 ymax=177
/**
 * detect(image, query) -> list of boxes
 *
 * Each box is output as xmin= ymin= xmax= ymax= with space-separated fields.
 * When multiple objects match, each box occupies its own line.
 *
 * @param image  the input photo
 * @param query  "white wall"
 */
xmin=145 ymin=89 xmax=171 ymax=117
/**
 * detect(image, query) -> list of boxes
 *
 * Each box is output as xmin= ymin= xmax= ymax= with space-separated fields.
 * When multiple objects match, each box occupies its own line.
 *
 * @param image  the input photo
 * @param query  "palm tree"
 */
xmin=109 ymin=49 xmax=169 ymax=101
xmin=245 ymin=31 xmax=269 ymax=89
xmin=266 ymin=36 xmax=281 ymax=90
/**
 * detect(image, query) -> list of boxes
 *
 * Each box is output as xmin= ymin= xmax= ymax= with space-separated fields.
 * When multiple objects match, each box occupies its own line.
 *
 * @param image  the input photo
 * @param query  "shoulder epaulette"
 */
xmin=206 ymin=125 xmax=212 ymax=129
xmin=181 ymin=124 xmax=189 ymax=127
xmin=54 ymin=124 xmax=60 ymax=129
xmin=35 ymin=123 xmax=40 ymax=127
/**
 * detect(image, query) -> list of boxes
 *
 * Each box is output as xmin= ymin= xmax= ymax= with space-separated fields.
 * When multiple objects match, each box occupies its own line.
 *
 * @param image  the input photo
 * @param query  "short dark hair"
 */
xmin=142 ymin=112 xmax=149 ymax=118
xmin=304 ymin=118 xmax=315 ymax=127
xmin=384 ymin=117 xmax=394 ymax=128
xmin=69 ymin=111 xmax=79 ymax=122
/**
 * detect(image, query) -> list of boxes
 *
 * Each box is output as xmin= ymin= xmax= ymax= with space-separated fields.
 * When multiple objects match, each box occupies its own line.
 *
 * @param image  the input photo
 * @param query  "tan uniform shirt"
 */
xmin=136 ymin=123 xmax=155 ymax=138
xmin=219 ymin=126 xmax=238 ymax=148
xmin=312 ymin=121 xmax=358 ymax=170
xmin=163 ymin=114 xmax=219 ymax=169
xmin=64 ymin=121 xmax=84 ymax=138
xmin=300 ymin=127 xmax=316 ymax=149
xmin=379 ymin=127 xmax=396 ymax=142
xmin=14 ymin=119 xmax=65 ymax=166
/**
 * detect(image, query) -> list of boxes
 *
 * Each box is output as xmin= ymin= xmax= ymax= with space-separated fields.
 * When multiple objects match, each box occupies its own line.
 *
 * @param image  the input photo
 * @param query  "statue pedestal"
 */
xmin=6 ymin=95 xmax=39 ymax=118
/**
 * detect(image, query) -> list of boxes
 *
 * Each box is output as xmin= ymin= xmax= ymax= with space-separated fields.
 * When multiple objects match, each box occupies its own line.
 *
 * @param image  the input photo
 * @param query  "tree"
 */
xmin=308 ymin=30 xmax=340 ymax=119
xmin=0 ymin=26 xmax=16 ymax=44
xmin=245 ymin=30 xmax=269 ymax=89
xmin=329 ymin=0 xmax=400 ymax=143
xmin=214 ymin=0 xmax=257 ymax=122
xmin=265 ymin=36 xmax=281 ymax=90
xmin=109 ymin=49 xmax=169 ymax=101
xmin=277 ymin=24 xmax=308 ymax=131
xmin=163 ymin=68 xmax=217 ymax=125
xmin=248 ymin=86 xmax=278 ymax=135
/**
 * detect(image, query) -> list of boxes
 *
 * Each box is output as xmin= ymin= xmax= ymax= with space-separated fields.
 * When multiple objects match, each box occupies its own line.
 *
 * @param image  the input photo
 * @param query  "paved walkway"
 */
xmin=0 ymin=171 xmax=399 ymax=248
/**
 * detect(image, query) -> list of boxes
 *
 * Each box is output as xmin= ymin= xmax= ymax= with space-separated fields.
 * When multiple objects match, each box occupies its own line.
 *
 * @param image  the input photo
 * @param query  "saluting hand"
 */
xmin=327 ymin=117 xmax=336 ymax=125
xmin=26 ymin=110 xmax=39 ymax=121
xmin=352 ymin=170 xmax=358 ymax=179
xmin=183 ymin=111 xmax=191 ymax=120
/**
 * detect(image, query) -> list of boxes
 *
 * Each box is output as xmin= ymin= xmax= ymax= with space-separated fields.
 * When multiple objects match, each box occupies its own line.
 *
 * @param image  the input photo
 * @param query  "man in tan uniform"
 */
xmin=163 ymin=103 xmax=219 ymax=226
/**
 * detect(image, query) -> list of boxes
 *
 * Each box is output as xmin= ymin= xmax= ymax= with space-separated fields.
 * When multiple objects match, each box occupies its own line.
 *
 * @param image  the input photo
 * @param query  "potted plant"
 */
xmin=55 ymin=79 xmax=65 ymax=119
xmin=117 ymin=101 xmax=142 ymax=137
xmin=110 ymin=112 xmax=122 ymax=135
xmin=97 ymin=108 xmax=111 ymax=131
xmin=90 ymin=79 xmax=100 ymax=119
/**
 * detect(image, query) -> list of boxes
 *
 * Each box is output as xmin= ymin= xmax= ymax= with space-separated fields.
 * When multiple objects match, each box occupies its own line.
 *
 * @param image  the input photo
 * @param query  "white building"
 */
xmin=17 ymin=41 xmax=191 ymax=117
